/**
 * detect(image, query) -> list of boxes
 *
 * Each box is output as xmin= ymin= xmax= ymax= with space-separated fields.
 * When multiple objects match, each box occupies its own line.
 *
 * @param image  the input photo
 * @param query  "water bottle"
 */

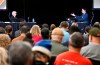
xmin=32 ymin=18 xmax=35 ymax=22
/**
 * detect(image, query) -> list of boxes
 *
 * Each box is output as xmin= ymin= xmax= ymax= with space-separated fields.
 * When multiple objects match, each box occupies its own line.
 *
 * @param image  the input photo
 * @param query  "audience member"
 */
xmin=30 ymin=25 xmax=42 ymax=44
xmin=50 ymin=24 xmax=56 ymax=31
xmin=0 ymin=34 xmax=11 ymax=48
xmin=15 ymin=22 xmax=27 ymax=37
xmin=69 ymin=25 xmax=80 ymax=34
xmin=54 ymin=32 xmax=92 ymax=65
xmin=81 ymin=27 xmax=100 ymax=61
xmin=32 ymin=28 xmax=52 ymax=65
xmin=83 ymin=26 xmax=91 ymax=46
xmin=59 ymin=21 xmax=70 ymax=46
xmin=93 ymin=22 xmax=100 ymax=28
xmin=51 ymin=27 xmax=68 ymax=56
xmin=50 ymin=24 xmax=56 ymax=39
xmin=42 ymin=23 xmax=49 ymax=29
xmin=23 ymin=33 xmax=34 ymax=46
xmin=0 ymin=27 xmax=6 ymax=34
xmin=8 ymin=41 xmax=33 ymax=65
xmin=71 ymin=22 xmax=78 ymax=27
xmin=12 ymin=25 xmax=30 ymax=43
xmin=0 ymin=47 xmax=8 ymax=65
xmin=5 ymin=25 xmax=15 ymax=40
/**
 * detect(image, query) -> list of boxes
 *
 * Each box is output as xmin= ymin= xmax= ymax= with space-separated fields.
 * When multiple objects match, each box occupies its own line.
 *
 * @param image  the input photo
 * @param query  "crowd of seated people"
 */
xmin=0 ymin=21 xmax=99 ymax=65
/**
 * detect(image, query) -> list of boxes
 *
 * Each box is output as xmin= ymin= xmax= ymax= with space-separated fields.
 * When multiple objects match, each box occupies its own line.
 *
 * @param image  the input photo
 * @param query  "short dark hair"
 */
xmin=5 ymin=25 xmax=13 ymax=33
xmin=0 ymin=27 xmax=6 ymax=34
xmin=69 ymin=26 xmax=80 ymax=34
xmin=60 ymin=21 xmax=69 ymax=28
xmin=19 ymin=22 xmax=27 ymax=28
xmin=85 ymin=26 xmax=91 ymax=33
xmin=89 ymin=27 xmax=100 ymax=37
xmin=19 ymin=26 xmax=30 ymax=34
xmin=41 ymin=28 xmax=49 ymax=39
xmin=70 ymin=32 xmax=84 ymax=48
xmin=93 ymin=22 xmax=100 ymax=28
xmin=42 ymin=24 xmax=49 ymax=29
xmin=8 ymin=41 xmax=32 ymax=65
xmin=23 ymin=33 xmax=34 ymax=46
xmin=50 ymin=24 xmax=56 ymax=31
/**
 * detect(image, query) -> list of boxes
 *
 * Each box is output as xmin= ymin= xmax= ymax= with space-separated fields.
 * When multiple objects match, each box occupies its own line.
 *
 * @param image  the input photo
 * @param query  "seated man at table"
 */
xmin=9 ymin=11 xmax=19 ymax=22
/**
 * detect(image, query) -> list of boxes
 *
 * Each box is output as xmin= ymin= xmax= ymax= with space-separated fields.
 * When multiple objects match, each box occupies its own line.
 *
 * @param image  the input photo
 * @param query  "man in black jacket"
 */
xmin=9 ymin=11 xmax=19 ymax=22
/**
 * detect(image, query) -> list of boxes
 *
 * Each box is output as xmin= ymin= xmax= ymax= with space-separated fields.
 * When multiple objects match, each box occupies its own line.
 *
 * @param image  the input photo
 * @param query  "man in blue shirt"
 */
xmin=71 ymin=8 xmax=89 ymax=24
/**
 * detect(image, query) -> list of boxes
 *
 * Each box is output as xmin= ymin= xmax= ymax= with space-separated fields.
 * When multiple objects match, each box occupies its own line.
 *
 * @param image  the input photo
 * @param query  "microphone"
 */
xmin=8 ymin=12 xmax=11 ymax=21
xmin=8 ymin=12 xmax=11 ymax=17
xmin=92 ymin=11 xmax=94 ymax=16
xmin=28 ymin=17 xmax=29 ymax=22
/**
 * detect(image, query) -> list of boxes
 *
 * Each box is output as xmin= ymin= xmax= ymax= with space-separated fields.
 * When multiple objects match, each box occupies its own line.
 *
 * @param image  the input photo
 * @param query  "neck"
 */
xmin=69 ymin=46 xmax=81 ymax=54
xmin=91 ymin=37 xmax=100 ymax=44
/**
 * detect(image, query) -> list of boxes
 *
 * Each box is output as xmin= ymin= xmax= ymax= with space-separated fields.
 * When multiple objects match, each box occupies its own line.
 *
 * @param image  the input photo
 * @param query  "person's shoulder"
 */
xmin=81 ymin=56 xmax=92 ymax=65
xmin=80 ymin=45 xmax=91 ymax=54
xmin=56 ymin=52 xmax=67 ymax=58
xmin=82 ymin=44 xmax=91 ymax=49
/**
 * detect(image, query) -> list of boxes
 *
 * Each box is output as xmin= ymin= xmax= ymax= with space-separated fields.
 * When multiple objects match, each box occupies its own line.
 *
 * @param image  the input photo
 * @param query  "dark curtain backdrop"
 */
xmin=0 ymin=0 xmax=98 ymax=26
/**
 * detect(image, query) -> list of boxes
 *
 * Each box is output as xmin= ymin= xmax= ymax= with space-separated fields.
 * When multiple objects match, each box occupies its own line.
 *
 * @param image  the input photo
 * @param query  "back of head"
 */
xmin=69 ymin=26 xmax=80 ymax=34
xmin=19 ymin=18 xmax=26 ymax=22
xmin=85 ymin=26 xmax=91 ymax=33
xmin=0 ymin=47 xmax=8 ymax=65
xmin=0 ymin=34 xmax=11 ymax=48
xmin=42 ymin=23 xmax=49 ymax=29
xmin=5 ymin=25 xmax=13 ymax=34
xmin=30 ymin=25 xmax=41 ymax=35
xmin=51 ymin=27 xmax=64 ymax=43
xmin=19 ymin=22 xmax=27 ymax=29
xmin=50 ymin=24 xmax=56 ymax=31
xmin=89 ymin=27 xmax=100 ymax=37
xmin=8 ymin=41 xmax=33 ymax=65
xmin=0 ymin=27 xmax=6 ymax=34
xmin=69 ymin=32 xmax=84 ymax=48
xmin=60 ymin=21 xmax=69 ymax=28
xmin=20 ymin=26 xmax=30 ymax=34
xmin=71 ymin=22 xmax=78 ymax=27
xmin=93 ymin=22 xmax=100 ymax=28
xmin=23 ymin=33 xmax=34 ymax=46
xmin=41 ymin=28 xmax=49 ymax=39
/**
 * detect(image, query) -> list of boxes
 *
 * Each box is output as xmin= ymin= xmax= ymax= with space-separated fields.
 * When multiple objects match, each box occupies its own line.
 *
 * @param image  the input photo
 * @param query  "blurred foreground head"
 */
xmin=8 ymin=41 xmax=33 ymax=65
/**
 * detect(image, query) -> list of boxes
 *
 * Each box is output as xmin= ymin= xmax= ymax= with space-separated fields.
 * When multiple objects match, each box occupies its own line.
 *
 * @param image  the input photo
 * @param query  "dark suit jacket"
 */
xmin=9 ymin=16 xmax=19 ymax=22
xmin=76 ymin=13 xmax=88 ymax=23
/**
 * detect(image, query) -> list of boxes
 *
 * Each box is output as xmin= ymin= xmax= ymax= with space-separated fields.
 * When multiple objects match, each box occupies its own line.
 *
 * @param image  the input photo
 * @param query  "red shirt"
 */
xmin=54 ymin=51 xmax=92 ymax=65
xmin=32 ymin=35 xmax=42 ymax=44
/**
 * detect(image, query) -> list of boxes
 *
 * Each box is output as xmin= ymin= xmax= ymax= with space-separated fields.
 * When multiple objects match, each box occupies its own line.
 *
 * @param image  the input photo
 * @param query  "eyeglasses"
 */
xmin=52 ymin=34 xmax=64 ymax=36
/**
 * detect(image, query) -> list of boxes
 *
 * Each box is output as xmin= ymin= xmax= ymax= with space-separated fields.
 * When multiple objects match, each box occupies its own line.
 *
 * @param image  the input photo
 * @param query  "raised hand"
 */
xmin=71 ymin=13 xmax=76 ymax=16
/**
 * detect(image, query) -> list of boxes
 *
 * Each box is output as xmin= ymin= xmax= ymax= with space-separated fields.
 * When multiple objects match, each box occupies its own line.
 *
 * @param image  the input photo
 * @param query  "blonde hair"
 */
xmin=0 ymin=47 xmax=8 ymax=65
xmin=30 ymin=25 xmax=41 ymax=35
xmin=0 ymin=34 xmax=11 ymax=48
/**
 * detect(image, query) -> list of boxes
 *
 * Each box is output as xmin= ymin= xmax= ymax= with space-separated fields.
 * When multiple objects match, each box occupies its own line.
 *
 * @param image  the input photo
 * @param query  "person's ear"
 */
xmin=26 ymin=54 xmax=33 ymax=65
xmin=68 ymin=39 xmax=72 ymax=47
xmin=89 ymin=35 xmax=92 ymax=42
